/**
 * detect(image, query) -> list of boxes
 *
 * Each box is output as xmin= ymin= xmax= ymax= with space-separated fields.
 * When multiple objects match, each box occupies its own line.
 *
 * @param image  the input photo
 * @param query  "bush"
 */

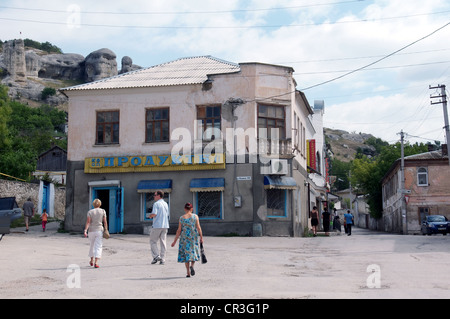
xmin=41 ymin=87 xmax=56 ymax=100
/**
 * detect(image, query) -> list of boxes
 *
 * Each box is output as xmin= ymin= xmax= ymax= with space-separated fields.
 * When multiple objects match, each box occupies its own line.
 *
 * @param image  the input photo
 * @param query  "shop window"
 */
xmin=257 ymin=104 xmax=286 ymax=139
xmin=96 ymin=111 xmax=119 ymax=144
xmin=146 ymin=108 xmax=169 ymax=143
xmin=417 ymin=167 xmax=428 ymax=186
xmin=196 ymin=191 xmax=222 ymax=219
xmin=143 ymin=192 xmax=170 ymax=221
xmin=197 ymin=105 xmax=221 ymax=141
xmin=266 ymin=189 xmax=287 ymax=217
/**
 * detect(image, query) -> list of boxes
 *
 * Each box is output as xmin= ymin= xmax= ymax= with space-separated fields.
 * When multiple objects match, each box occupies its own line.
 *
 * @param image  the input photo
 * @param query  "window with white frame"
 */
xmin=417 ymin=167 xmax=428 ymax=186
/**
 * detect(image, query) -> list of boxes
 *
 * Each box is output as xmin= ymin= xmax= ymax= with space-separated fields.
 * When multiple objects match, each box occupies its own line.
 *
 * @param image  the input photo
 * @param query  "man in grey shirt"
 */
xmin=23 ymin=198 xmax=35 ymax=232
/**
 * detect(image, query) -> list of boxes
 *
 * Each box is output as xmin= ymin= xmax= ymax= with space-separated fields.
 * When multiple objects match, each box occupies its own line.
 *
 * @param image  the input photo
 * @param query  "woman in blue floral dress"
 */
xmin=171 ymin=203 xmax=203 ymax=277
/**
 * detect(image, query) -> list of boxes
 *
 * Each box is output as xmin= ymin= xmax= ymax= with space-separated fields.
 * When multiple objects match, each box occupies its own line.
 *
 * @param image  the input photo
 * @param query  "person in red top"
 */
xmin=41 ymin=209 xmax=48 ymax=232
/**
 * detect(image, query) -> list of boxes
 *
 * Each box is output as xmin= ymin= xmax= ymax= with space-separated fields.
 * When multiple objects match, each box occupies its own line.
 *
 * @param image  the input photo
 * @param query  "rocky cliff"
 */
xmin=0 ymin=39 xmax=142 ymax=106
xmin=325 ymin=127 xmax=376 ymax=162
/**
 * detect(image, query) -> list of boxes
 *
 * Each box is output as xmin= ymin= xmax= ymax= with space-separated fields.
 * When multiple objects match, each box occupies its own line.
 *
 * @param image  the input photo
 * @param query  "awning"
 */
xmin=137 ymin=180 xmax=172 ymax=193
xmin=190 ymin=178 xmax=225 ymax=192
xmin=264 ymin=176 xmax=297 ymax=190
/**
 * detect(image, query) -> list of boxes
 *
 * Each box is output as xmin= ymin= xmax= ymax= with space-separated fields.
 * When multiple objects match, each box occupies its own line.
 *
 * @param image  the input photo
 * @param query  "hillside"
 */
xmin=324 ymin=127 xmax=377 ymax=162
xmin=0 ymin=39 xmax=142 ymax=110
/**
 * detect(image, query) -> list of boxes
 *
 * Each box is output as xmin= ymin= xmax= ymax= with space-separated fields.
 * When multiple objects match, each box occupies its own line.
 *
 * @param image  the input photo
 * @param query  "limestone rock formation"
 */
xmin=0 ymin=40 xmax=140 ymax=103
xmin=38 ymin=53 xmax=85 ymax=80
xmin=119 ymin=56 xmax=142 ymax=74
xmin=84 ymin=48 xmax=118 ymax=82
xmin=3 ymin=39 xmax=27 ymax=82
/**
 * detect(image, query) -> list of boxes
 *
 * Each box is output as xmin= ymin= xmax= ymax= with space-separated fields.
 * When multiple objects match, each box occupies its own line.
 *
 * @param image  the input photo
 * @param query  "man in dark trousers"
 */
xmin=344 ymin=210 xmax=354 ymax=236
xmin=22 ymin=198 xmax=35 ymax=232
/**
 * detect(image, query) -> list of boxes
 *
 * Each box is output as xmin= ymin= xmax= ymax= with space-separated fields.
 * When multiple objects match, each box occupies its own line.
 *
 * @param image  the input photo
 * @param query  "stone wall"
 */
xmin=0 ymin=179 xmax=65 ymax=220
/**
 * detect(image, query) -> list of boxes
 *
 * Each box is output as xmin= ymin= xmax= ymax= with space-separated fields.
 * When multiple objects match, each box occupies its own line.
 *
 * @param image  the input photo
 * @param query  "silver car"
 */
xmin=0 ymin=197 xmax=23 ymax=240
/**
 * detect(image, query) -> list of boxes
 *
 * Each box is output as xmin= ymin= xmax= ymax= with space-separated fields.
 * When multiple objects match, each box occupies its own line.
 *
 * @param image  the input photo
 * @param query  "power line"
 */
xmin=1 ymin=9 xmax=449 ymax=29
xmin=295 ymin=60 xmax=450 ymax=75
xmin=278 ymin=48 xmax=450 ymax=64
xmin=0 ymin=1 xmax=365 ymax=15
xmin=247 ymin=21 xmax=450 ymax=103
xmin=300 ymin=21 xmax=450 ymax=90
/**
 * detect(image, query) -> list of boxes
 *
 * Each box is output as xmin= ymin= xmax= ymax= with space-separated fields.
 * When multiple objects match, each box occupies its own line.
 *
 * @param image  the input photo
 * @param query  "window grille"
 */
xmin=197 ymin=191 xmax=222 ymax=219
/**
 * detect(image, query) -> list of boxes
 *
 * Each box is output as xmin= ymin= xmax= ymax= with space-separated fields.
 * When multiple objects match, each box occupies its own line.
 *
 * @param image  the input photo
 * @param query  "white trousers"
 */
xmin=150 ymin=228 xmax=168 ymax=261
xmin=88 ymin=230 xmax=103 ymax=258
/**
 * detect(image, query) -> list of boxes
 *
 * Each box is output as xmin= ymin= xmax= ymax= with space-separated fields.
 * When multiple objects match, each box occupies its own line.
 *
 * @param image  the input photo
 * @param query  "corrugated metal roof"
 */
xmin=61 ymin=56 xmax=240 ymax=92
xmin=404 ymin=150 xmax=448 ymax=161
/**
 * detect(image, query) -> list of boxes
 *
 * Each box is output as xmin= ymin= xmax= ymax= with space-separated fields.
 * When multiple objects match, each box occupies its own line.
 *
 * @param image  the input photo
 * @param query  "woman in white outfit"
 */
xmin=84 ymin=199 xmax=108 ymax=268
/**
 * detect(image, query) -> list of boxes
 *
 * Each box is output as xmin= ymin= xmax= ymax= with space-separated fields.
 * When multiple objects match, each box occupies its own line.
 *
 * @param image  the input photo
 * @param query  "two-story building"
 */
xmin=381 ymin=146 xmax=450 ymax=234
xmin=61 ymin=56 xmax=316 ymax=236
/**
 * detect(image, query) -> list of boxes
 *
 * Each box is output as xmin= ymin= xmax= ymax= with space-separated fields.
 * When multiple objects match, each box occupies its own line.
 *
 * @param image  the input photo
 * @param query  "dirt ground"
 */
xmin=1 ymin=222 xmax=449 ymax=300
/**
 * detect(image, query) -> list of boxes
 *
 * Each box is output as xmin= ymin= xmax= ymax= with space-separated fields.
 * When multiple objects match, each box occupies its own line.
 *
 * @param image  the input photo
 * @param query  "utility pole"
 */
xmin=430 ymin=84 xmax=450 ymax=165
xmin=398 ymin=130 xmax=407 ymax=234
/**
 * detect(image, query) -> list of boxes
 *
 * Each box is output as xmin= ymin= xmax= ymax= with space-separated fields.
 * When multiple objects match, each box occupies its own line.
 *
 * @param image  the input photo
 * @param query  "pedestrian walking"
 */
xmin=171 ymin=203 xmax=204 ymax=277
xmin=344 ymin=210 xmax=354 ymax=236
xmin=333 ymin=214 xmax=342 ymax=232
xmin=310 ymin=206 xmax=319 ymax=237
xmin=41 ymin=209 xmax=48 ymax=232
xmin=149 ymin=190 xmax=169 ymax=265
xmin=322 ymin=208 xmax=331 ymax=236
xmin=84 ymin=199 xmax=108 ymax=268
xmin=22 ymin=198 xmax=35 ymax=232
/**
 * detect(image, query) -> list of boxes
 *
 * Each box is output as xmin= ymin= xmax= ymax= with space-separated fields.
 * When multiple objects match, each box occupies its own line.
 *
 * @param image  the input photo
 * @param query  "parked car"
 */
xmin=0 ymin=197 xmax=23 ymax=240
xmin=421 ymin=215 xmax=449 ymax=236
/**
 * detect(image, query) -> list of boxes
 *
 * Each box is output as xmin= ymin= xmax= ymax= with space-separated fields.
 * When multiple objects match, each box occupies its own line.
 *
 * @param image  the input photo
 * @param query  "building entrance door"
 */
xmin=89 ymin=181 xmax=124 ymax=233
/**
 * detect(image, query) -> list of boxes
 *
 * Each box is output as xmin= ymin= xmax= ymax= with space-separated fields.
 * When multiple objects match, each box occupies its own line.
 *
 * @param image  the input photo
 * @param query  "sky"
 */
xmin=1 ymin=0 xmax=450 ymax=145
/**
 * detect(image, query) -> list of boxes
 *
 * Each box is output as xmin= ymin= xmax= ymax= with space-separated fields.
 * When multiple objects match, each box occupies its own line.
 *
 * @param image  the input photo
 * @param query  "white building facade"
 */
xmin=62 ymin=56 xmax=317 ymax=236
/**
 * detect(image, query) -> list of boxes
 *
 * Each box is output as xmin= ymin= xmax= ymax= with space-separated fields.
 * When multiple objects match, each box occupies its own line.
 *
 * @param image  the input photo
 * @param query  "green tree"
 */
xmin=0 ymin=85 xmax=12 ymax=149
xmin=0 ymin=85 xmax=67 ymax=180
xmin=351 ymin=142 xmax=428 ymax=219
xmin=330 ymin=158 xmax=351 ymax=191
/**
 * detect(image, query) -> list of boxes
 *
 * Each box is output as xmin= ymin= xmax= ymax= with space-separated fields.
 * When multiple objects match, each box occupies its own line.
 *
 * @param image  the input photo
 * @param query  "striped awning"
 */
xmin=264 ymin=176 xmax=297 ymax=190
xmin=137 ymin=180 xmax=172 ymax=193
xmin=190 ymin=178 xmax=225 ymax=192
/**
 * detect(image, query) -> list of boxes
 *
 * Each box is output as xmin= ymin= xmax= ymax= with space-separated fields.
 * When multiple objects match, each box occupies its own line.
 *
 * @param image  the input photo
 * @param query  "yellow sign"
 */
xmin=84 ymin=153 xmax=225 ymax=173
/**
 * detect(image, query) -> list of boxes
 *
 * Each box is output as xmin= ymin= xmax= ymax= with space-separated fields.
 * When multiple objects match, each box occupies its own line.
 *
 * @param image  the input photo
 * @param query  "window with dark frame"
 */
xmin=196 ymin=191 xmax=222 ymax=219
xmin=266 ymin=189 xmax=286 ymax=217
xmin=257 ymin=104 xmax=286 ymax=139
xmin=197 ymin=105 xmax=221 ymax=140
xmin=96 ymin=111 xmax=119 ymax=144
xmin=146 ymin=108 xmax=169 ymax=143
xmin=143 ymin=192 xmax=170 ymax=221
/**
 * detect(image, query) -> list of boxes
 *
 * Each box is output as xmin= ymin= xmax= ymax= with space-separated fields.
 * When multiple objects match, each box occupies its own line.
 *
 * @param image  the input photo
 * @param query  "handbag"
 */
xmin=103 ymin=228 xmax=110 ymax=239
xmin=200 ymin=242 xmax=207 ymax=264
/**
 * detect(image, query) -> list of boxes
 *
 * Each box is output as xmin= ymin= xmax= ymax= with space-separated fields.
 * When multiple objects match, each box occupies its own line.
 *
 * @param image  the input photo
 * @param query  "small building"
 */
xmin=33 ymin=145 xmax=67 ymax=185
xmin=32 ymin=145 xmax=67 ymax=217
xmin=61 ymin=56 xmax=323 ymax=236
xmin=381 ymin=147 xmax=450 ymax=234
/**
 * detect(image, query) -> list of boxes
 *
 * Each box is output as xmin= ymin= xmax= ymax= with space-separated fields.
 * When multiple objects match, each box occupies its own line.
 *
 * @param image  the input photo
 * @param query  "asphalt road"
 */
xmin=1 ymin=222 xmax=449 ymax=300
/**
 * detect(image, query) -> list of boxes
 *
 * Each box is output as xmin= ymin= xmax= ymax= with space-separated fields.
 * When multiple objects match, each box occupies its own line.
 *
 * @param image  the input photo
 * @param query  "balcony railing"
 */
xmin=258 ymin=138 xmax=292 ymax=156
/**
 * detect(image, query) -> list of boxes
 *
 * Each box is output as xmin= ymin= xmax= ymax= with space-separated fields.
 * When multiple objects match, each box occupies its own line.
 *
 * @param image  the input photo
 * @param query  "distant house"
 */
xmin=32 ymin=145 xmax=67 ymax=218
xmin=381 ymin=146 xmax=450 ymax=234
xmin=34 ymin=145 xmax=67 ymax=185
